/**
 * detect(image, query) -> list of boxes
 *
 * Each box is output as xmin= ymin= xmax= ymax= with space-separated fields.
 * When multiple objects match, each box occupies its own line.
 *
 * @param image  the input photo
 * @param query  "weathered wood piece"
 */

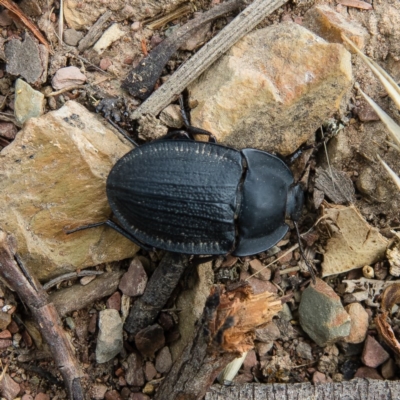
xmin=0 ymin=231 xmax=84 ymax=400
xmin=122 ymin=0 xmax=245 ymax=99
xmin=130 ymin=0 xmax=288 ymax=119
xmin=205 ymin=379 xmax=400 ymax=399
xmin=78 ymin=10 xmax=112 ymax=52
xmin=124 ymin=253 xmax=190 ymax=335
xmin=49 ymin=270 xmax=124 ymax=317
xmin=154 ymin=285 xmax=282 ymax=400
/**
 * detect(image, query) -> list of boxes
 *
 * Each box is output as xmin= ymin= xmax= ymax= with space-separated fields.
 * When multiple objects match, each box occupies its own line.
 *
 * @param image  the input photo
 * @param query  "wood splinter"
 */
xmin=0 ymin=230 xmax=84 ymax=400
xmin=154 ymin=283 xmax=282 ymax=400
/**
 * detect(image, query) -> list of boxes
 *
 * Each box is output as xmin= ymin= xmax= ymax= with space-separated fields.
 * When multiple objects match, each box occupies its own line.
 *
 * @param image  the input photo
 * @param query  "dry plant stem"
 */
xmin=78 ymin=10 xmax=112 ymax=52
xmin=124 ymin=253 xmax=190 ymax=335
xmin=122 ymin=0 xmax=246 ymax=99
xmin=49 ymin=270 xmax=124 ymax=317
xmin=146 ymin=4 xmax=193 ymax=30
xmin=130 ymin=0 xmax=289 ymax=119
xmin=205 ymin=379 xmax=400 ymax=400
xmin=0 ymin=231 xmax=84 ymax=400
xmin=43 ymin=269 xmax=104 ymax=290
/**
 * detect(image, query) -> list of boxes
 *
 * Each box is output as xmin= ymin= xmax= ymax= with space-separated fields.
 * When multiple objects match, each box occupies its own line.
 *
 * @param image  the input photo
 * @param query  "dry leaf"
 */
xmin=315 ymin=167 xmax=355 ymax=204
xmin=320 ymin=204 xmax=388 ymax=277
xmin=375 ymin=283 xmax=400 ymax=356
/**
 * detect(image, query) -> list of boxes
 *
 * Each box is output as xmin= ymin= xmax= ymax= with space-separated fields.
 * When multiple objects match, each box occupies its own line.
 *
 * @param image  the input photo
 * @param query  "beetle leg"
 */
xmin=65 ymin=220 xmax=153 ymax=251
xmin=106 ymin=118 xmax=139 ymax=147
xmin=178 ymin=95 xmax=217 ymax=143
xmin=157 ymin=130 xmax=192 ymax=141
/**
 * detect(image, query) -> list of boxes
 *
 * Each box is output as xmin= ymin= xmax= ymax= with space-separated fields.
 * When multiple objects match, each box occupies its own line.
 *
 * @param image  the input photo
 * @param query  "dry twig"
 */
xmin=0 ymin=231 xmax=84 ymax=400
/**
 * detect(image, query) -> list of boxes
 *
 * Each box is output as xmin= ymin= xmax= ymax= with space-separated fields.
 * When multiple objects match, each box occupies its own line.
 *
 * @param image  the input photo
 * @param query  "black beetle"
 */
xmin=68 ymin=102 xmax=314 ymax=280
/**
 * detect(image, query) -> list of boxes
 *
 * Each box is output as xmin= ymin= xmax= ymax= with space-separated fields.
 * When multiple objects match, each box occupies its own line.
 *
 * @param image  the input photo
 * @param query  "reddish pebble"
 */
xmin=312 ymin=371 xmax=328 ymax=383
xmin=100 ymin=58 xmax=113 ymax=71
xmin=130 ymin=394 xmax=150 ymax=400
xmin=354 ymin=366 xmax=383 ymax=380
xmin=0 ymin=339 xmax=12 ymax=348
xmin=123 ymin=57 xmax=134 ymax=65
xmin=144 ymin=361 xmax=157 ymax=381
xmin=21 ymin=329 xmax=33 ymax=347
xmin=240 ymin=271 xmax=277 ymax=294
xmin=0 ymin=329 xmax=11 ymax=339
xmin=243 ymin=349 xmax=258 ymax=371
xmin=35 ymin=393 xmax=50 ymax=400
xmin=107 ymin=292 xmax=121 ymax=311
xmin=105 ymin=390 xmax=122 ymax=400
xmin=361 ymin=335 xmax=389 ymax=368
xmin=6 ymin=320 xmax=18 ymax=333
xmin=88 ymin=313 xmax=97 ymax=334
xmin=119 ymin=258 xmax=148 ymax=297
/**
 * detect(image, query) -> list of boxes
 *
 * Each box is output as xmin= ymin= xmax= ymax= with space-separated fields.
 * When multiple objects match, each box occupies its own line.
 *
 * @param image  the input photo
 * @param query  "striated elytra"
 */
xmin=105 ymin=139 xmax=304 ymax=257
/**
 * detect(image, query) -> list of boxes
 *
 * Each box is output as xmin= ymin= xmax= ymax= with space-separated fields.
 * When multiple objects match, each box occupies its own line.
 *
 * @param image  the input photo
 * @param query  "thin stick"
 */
xmin=0 ymin=231 xmax=84 ymax=399
xmin=130 ymin=0 xmax=289 ymax=119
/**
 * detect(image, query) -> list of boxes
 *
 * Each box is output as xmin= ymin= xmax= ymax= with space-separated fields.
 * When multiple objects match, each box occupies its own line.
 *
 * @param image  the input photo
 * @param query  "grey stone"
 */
xmin=14 ymin=79 xmax=44 ymax=125
xmin=299 ymin=278 xmax=351 ymax=346
xmin=96 ymin=309 xmax=123 ymax=363
xmin=5 ymin=35 xmax=48 ymax=83
xmin=63 ymin=28 xmax=83 ymax=46
xmin=155 ymin=346 xmax=172 ymax=374
xmin=296 ymin=341 xmax=313 ymax=360
xmin=255 ymin=321 xmax=280 ymax=343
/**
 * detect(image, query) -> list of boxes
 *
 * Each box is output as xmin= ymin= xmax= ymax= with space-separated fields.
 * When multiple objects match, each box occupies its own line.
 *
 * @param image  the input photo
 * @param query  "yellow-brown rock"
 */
xmin=0 ymin=101 xmax=138 ymax=281
xmin=188 ymin=23 xmax=352 ymax=155
xmin=303 ymin=5 xmax=370 ymax=51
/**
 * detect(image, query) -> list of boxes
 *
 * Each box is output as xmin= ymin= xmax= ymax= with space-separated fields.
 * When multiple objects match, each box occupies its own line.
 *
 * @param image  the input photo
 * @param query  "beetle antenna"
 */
xmin=106 ymin=118 xmax=139 ymax=147
xmin=293 ymin=221 xmax=316 ymax=284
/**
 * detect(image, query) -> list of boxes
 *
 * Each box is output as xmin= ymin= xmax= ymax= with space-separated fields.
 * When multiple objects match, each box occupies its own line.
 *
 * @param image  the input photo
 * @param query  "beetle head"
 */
xmin=286 ymin=183 xmax=304 ymax=222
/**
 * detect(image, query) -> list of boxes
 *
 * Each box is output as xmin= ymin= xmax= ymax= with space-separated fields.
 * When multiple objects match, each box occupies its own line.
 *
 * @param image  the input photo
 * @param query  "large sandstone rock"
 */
xmin=188 ymin=22 xmax=353 ymax=155
xmin=0 ymin=101 xmax=138 ymax=280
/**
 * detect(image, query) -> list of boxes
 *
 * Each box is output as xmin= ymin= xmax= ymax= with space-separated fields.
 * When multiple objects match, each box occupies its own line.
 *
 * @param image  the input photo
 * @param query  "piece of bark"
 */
xmin=130 ymin=0 xmax=288 ymax=119
xmin=0 ymin=231 xmax=84 ymax=400
xmin=49 ymin=270 xmax=124 ymax=317
xmin=122 ymin=0 xmax=245 ymax=100
xmin=205 ymin=379 xmax=400 ymax=399
xmin=124 ymin=253 xmax=190 ymax=335
xmin=154 ymin=284 xmax=282 ymax=400
xmin=78 ymin=10 xmax=112 ymax=52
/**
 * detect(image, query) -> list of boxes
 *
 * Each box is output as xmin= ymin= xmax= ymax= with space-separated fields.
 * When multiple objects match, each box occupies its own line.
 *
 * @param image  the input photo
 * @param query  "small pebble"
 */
xmin=131 ymin=21 xmax=141 ymax=31
xmin=362 ymin=335 xmax=390 ymax=368
xmin=362 ymin=265 xmax=374 ymax=279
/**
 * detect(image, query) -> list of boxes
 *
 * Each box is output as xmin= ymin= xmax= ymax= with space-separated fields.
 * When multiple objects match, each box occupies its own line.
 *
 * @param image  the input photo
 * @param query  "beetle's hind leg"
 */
xmin=65 ymin=220 xmax=153 ymax=251
xmin=179 ymin=95 xmax=217 ymax=143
